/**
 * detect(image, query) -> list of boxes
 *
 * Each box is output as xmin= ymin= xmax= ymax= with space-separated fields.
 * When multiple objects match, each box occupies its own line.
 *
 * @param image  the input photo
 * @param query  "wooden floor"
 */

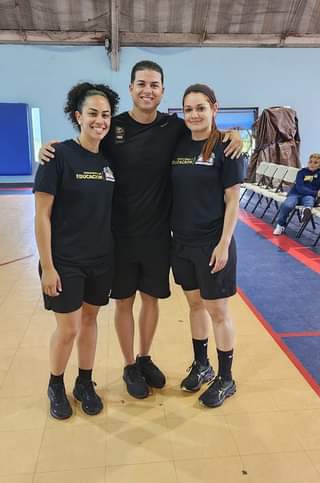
xmin=0 ymin=194 xmax=320 ymax=483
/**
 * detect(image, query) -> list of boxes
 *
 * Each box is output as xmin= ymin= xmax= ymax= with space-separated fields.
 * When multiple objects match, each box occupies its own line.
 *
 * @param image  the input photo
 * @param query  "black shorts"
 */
xmin=111 ymin=236 xmax=170 ymax=299
xmin=39 ymin=262 xmax=113 ymax=313
xmin=171 ymin=237 xmax=237 ymax=300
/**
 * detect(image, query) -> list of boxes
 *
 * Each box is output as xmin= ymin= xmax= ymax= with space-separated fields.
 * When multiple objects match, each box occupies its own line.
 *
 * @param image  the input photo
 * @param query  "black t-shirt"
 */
xmin=171 ymin=134 xmax=245 ymax=244
xmin=102 ymin=112 xmax=186 ymax=239
xmin=33 ymin=140 xmax=115 ymax=266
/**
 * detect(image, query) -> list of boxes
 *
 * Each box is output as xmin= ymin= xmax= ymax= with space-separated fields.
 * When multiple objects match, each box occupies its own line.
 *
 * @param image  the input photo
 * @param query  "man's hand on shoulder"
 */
xmin=38 ymin=140 xmax=59 ymax=164
xmin=222 ymin=130 xmax=243 ymax=159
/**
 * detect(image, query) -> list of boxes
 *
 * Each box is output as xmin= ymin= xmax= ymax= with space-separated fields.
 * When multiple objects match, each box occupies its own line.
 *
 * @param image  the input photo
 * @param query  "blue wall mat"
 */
xmin=236 ymin=221 xmax=320 ymax=332
xmin=0 ymin=103 xmax=32 ymax=175
xmin=283 ymin=336 xmax=320 ymax=385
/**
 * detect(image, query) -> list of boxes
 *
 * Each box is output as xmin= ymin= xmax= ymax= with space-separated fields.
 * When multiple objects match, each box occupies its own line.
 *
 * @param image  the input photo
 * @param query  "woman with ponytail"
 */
xmin=34 ymin=82 xmax=119 ymax=419
xmin=171 ymin=84 xmax=244 ymax=408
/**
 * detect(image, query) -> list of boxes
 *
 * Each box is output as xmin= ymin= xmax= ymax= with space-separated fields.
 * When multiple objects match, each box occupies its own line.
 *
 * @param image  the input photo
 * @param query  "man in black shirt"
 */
xmin=39 ymin=61 xmax=242 ymax=400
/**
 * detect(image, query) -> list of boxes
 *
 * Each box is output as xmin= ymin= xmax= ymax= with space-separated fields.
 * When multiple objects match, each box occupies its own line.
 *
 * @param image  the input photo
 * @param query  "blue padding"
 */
xmin=169 ymin=108 xmax=256 ymax=130
xmin=216 ymin=110 xmax=256 ymax=130
xmin=283 ymin=336 xmax=320 ymax=385
xmin=236 ymin=221 xmax=320 ymax=332
xmin=0 ymin=103 xmax=32 ymax=175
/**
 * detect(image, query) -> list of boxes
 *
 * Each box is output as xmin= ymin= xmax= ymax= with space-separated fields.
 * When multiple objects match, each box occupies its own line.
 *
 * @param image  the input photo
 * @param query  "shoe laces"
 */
xmin=186 ymin=360 xmax=207 ymax=375
xmin=127 ymin=364 xmax=146 ymax=383
xmin=206 ymin=375 xmax=220 ymax=388
xmin=81 ymin=380 xmax=98 ymax=399
xmin=51 ymin=383 xmax=67 ymax=402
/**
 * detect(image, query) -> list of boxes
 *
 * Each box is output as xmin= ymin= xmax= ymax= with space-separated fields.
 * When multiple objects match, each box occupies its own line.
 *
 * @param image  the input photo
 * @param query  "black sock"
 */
xmin=49 ymin=373 xmax=64 ymax=386
xmin=192 ymin=338 xmax=209 ymax=365
xmin=217 ymin=348 xmax=233 ymax=381
xmin=78 ymin=368 xmax=92 ymax=382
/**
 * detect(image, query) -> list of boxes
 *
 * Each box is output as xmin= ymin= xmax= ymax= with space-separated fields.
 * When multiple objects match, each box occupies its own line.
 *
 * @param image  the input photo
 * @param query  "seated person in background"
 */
xmin=273 ymin=153 xmax=320 ymax=235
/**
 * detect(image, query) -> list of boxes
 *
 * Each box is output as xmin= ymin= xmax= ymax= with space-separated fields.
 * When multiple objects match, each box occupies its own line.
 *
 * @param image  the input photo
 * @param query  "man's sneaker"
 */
xmin=301 ymin=207 xmax=312 ymax=223
xmin=136 ymin=355 xmax=166 ymax=389
xmin=199 ymin=377 xmax=236 ymax=408
xmin=47 ymin=383 xmax=73 ymax=420
xmin=180 ymin=360 xmax=215 ymax=392
xmin=273 ymin=224 xmax=285 ymax=236
xmin=123 ymin=362 xmax=149 ymax=399
xmin=73 ymin=378 xmax=103 ymax=415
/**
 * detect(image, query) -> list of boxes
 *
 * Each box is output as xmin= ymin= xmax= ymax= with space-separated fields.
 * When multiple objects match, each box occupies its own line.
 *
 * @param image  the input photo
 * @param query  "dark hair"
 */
xmin=130 ymin=60 xmax=164 ymax=84
xmin=64 ymin=82 xmax=120 ymax=130
xmin=183 ymin=83 xmax=221 ymax=161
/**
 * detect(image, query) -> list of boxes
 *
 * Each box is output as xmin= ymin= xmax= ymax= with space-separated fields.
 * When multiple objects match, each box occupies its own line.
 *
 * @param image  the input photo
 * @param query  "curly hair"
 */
xmin=64 ymin=82 xmax=120 ymax=130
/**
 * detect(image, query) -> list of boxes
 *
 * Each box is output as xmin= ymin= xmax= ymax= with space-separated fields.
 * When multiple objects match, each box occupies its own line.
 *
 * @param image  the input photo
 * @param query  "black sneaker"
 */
xmin=47 ymin=383 xmax=73 ymax=420
xmin=301 ymin=207 xmax=312 ymax=223
xmin=136 ymin=355 xmax=166 ymax=388
xmin=73 ymin=378 xmax=103 ymax=415
xmin=123 ymin=362 xmax=149 ymax=399
xmin=199 ymin=377 xmax=236 ymax=408
xmin=180 ymin=360 xmax=215 ymax=392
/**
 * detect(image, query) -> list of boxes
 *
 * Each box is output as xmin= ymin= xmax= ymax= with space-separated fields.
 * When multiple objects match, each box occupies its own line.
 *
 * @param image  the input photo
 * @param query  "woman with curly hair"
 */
xmin=34 ymin=82 xmax=119 ymax=419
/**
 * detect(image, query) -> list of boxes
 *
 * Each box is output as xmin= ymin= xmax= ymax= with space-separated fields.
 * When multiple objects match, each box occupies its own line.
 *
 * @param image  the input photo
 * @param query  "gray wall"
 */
xmin=1 ymin=44 xmax=320 ymax=171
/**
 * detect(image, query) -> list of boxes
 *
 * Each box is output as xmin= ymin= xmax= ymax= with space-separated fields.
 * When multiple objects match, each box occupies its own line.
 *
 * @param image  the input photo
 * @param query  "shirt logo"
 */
xmin=103 ymin=166 xmax=115 ymax=182
xmin=76 ymin=171 xmax=104 ymax=180
xmin=115 ymin=126 xmax=125 ymax=144
xmin=195 ymin=153 xmax=215 ymax=166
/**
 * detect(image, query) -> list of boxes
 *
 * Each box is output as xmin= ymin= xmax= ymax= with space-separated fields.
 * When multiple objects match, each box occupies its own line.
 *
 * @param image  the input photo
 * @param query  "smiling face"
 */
xmin=183 ymin=92 xmax=218 ymax=139
xmin=129 ymin=69 xmax=164 ymax=115
xmin=75 ymin=94 xmax=111 ymax=144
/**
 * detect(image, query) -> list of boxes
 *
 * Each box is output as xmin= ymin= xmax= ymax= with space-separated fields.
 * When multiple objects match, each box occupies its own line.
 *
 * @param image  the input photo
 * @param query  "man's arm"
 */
xmin=38 ymin=140 xmax=59 ymax=164
xmin=222 ymin=131 xmax=243 ymax=159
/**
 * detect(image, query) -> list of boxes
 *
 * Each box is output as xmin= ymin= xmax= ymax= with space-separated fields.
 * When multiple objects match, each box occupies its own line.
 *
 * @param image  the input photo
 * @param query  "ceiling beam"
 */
xmin=120 ymin=32 xmax=320 ymax=47
xmin=2 ymin=30 xmax=320 ymax=47
xmin=109 ymin=0 xmax=120 ymax=71
xmin=0 ymin=30 xmax=105 ymax=44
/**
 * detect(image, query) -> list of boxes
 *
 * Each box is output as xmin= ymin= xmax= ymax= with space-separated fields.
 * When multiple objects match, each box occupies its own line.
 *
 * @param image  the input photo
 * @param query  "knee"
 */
xmin=115 ymin=297 xmax=134 ymax=314
xmin=58 ymin=325 xmax=78 ymax=344
xmin=81 ymin=313 xmax=97 ymax=328
xmin=207 ymin=307 xmax=227 ymax=325
xmin=140 ymin=293 xmax=158 ymax=310
xmin=188 ymin=299 xmax=205 ymax=313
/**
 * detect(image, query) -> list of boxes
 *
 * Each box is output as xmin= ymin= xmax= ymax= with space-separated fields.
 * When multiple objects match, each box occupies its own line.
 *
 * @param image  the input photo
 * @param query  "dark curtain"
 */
xmin=247 ymin=107 xmax=301 ymax=181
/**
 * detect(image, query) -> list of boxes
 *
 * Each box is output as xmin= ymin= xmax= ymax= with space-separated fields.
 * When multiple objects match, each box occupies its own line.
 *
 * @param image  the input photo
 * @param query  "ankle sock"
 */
xmin=78 ymin=368 xmax=92 ymax=382
xmin=192 ymin=338 xmax=209 ymax=365
xmin=49 ymin=373 xmax=64 ymax=386
xmin=217 ymin=348 xmax=233 ymax=381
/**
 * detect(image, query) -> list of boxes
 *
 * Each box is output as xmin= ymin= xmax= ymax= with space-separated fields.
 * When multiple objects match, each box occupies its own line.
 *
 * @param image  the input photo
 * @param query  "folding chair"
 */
xmin=240 ymin=161 xmax=268 ymax=202
xmin=259 ymin=165 xmax=288 ymax=218
xmin=312 ymin=208 xmax=320 ymax=246
xmin=271 ymin=167 xmax=300 ymax=224
xmin=249 ymin=163 xmax=278 ymax=213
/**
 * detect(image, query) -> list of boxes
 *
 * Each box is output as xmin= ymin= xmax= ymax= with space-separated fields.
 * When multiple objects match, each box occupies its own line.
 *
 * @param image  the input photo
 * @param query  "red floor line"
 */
xmin=239 ymin=210 xmax=320 ymax=274
xmin=0 ymin=254 xmax=34 ymax=267
xmin=237 ymin=287 xmax=320 ymax=397
xmin=278 ymin=332 xmax=320 ymax=337
xmin=0 ymin=187 xmax=32 ymax=190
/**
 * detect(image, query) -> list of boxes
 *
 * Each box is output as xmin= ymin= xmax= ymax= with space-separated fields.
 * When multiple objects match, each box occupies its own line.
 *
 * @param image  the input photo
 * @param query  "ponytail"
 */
xmin=202 ymin=118 xmax=222 ymax=161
